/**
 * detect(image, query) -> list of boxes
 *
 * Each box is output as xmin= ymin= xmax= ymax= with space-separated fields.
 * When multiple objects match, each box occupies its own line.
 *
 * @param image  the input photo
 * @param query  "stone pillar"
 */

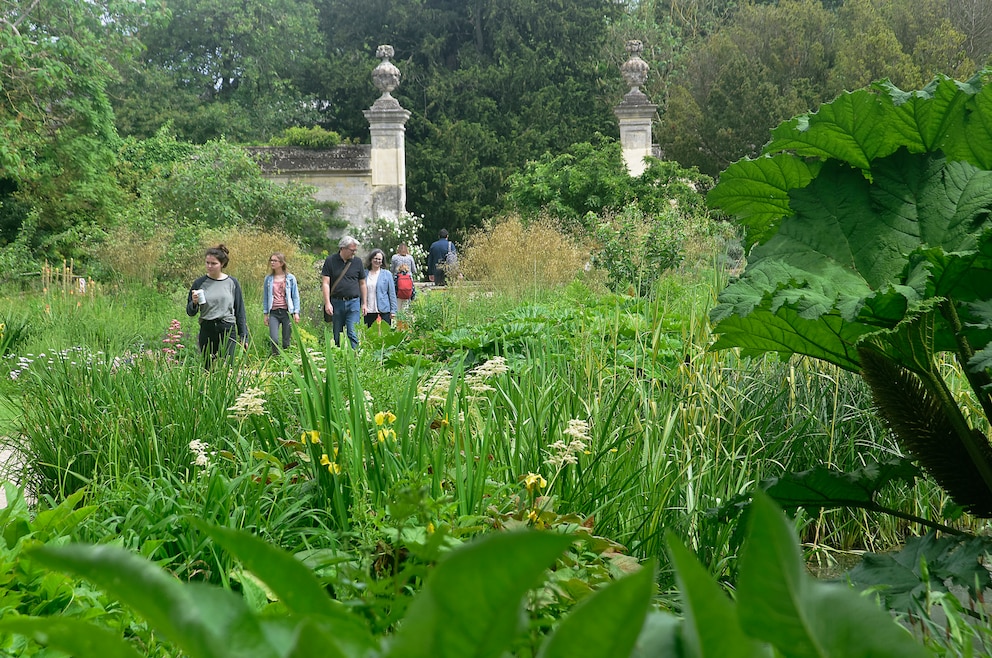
xmin=363 ymin=45 xmax=411 ymax=220
xmin=614 ymin=40 xmax=657 ymax=177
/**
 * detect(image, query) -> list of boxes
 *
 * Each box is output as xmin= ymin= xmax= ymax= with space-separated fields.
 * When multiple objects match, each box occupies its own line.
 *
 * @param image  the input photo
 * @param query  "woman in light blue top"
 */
xmin=363 ymin=248 xmax=397 ymax=327
xmin=262 ymin=253 xmax=301 ymax=355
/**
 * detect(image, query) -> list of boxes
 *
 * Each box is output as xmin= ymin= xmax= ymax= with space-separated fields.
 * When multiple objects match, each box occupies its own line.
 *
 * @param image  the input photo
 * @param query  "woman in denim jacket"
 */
xmin=262 ymin=253 xmax=301 ymax=355
xmin=363 ymin=249 xmax=398 ymax=326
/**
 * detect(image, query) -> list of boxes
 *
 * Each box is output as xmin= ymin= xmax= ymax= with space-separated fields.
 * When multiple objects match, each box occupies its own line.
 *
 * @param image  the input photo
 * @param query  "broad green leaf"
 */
xmin=705 ymin=155 xmax=818 ymax=247
xmin=878 ymin=76 xmax=972 ymax=153
xmin=859 ymin=305 xmax=965 ymax=376
xmin=384 ymin=531 xmax=571 ymax=658
xmin=737 ymin=494 xmax=931 ymax=658
xmin=709 ymin=307 xmax=870 ymax=372
xmin=279 ymin=617 xmax=355 ymax=658
xmin=1 ymin=483 xmax=30 ymax=548
xmin=938 ymin=77 xmax=992 ymax=169
xmin=196 ymin=522 xmax=378 ymax=657
xmin=710 ymin=149 xmax=992 ymax=372
xmin=29 ymin=543 xmax=278 ymax=658
xmin=666 ymin=535 xmax=771 ymax=658
xmin=709 ymin=68 xmax=992 ymax=385
xmin=33 ymin=487 xmax=96 ymax=539
xmin=630 ymin=611 xmax=683 ymax=658
xmin=537 ymin=560 xmax=655 ymax=658
xmin=0 ymin=617 xmax=144 ymax=658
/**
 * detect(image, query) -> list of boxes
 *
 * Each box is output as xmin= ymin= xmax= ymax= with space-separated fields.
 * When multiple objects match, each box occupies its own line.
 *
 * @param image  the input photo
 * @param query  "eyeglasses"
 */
xmin=269 ymin=258 xmax=281 ymax=262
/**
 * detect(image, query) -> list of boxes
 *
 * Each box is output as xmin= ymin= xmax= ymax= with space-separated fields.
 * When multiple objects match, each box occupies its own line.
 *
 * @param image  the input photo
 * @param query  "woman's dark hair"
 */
xmin=366 ymin=248 xmax=386 ymax=269
xmin=205 ymin=244 xmax=230 ymax=268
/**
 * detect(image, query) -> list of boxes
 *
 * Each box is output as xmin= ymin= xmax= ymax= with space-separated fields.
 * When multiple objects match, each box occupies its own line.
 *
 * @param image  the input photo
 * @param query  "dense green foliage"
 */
xmin=266 ymin=126 xmax=344 ymax=149
xmin=0 ymin=495 xmax=940 ymax=657
xmin=658 ymin=0 xmax=992 ymax=175
xmin=0 ymin=0 xmax=165 ymax=261
xmin=505 ymin=140 xmax=733 ymax=292
xmin=0 ymin=266 xmax=987 ymax=654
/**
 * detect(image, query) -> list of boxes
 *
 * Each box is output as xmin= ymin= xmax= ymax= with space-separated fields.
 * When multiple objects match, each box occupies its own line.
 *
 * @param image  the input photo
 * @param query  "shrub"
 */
xmin=353 ymin=212 xmax=427 ymax=277
xmin=199 ymin=227 xmax=304 ymax=286
xmin=591 ymin=202 xmax=735 ymax=295
xmin=138 ymin=139 xmax=329 ymax=248
xmin=91 ymin=224 xmax=172 ymax=286
xmin=92 ymin=223 xmax=307 ymax=293
xmin=459 ymin=215 xmax=592 ymax=296
xmin=267 ymin=126 xmax=342 ymax=149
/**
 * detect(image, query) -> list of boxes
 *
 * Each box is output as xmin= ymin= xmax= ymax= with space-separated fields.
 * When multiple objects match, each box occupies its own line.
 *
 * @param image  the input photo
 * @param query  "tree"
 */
xmin=949 ymin=0 xmax=992 ymax=65
xmin=313 ymin=0 xmax=626 ymax=241
xmin=112 ymin=0 xmax=327 ymax=143
xmin=0 ymin=0 xmax=164 ymax=260
xmin=658 ymin=0 xmax=836 ymax=176
xmin=505 ymin=138 xmax=723 ymax=293
xmin=136 ymin=138 xmax=328 ymax=248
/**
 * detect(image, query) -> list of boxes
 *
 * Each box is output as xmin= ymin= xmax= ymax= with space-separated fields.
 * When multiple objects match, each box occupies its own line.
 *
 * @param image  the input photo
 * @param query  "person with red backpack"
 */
xmin=390 ymin=242 xmax=417 ymax=279
xmin=395 ymin=264 xmax=416 ymax=313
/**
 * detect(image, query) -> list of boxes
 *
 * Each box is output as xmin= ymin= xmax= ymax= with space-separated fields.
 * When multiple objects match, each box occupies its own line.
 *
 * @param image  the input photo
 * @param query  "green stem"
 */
xmin=866 ymin=501 xmax=967 ymax=537
xmin=940 ymin=299 xmax=992 ymax=424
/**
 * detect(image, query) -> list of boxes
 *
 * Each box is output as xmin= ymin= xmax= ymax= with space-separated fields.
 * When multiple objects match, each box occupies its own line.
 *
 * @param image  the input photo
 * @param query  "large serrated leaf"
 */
xmin=708 ymin=307 xmax=870 ymax=372
xmin=846 ymin=533 xmax=992 ymax=612
xmin=706 ymin=155 xmax=818 ymax=247
xmin=765 ymin=89 xmax=892 ymax=170
xmin=711 ymin=149 xmax=992 ymax=373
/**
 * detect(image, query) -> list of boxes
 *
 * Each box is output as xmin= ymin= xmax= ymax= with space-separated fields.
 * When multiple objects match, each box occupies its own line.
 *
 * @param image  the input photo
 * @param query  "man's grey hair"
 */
xmin=338 ymin=235 xmax=360 ymax=250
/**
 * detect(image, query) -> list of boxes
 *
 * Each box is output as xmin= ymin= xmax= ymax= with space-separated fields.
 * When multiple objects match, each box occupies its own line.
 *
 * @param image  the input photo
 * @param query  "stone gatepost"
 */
xmin=363 ymin=45 xmax=411 ymax=220
xmin=614 ymin=40 xmax=657 ymax=177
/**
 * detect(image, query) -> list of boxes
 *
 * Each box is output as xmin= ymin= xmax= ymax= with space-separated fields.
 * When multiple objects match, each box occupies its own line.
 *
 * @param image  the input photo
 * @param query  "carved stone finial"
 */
xmin=372 ymin=44 xmax=401 ymax=103
xmin=620 ymin=40 xmax=649 ymax=93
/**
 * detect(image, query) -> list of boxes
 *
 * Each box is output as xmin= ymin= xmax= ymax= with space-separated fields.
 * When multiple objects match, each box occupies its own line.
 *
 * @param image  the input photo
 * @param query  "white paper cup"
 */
xmin=194 ymin=289 xmax=206 ymax=304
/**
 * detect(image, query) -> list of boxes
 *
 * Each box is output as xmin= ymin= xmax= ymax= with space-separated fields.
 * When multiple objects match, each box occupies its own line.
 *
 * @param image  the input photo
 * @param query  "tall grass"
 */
xmin=0 ymin=263 xmax=965 ymax=594
xmin=9 ymin=350 xmax=255 ymax=499
xmin=207 ymin=272 xmax=952 ymax=586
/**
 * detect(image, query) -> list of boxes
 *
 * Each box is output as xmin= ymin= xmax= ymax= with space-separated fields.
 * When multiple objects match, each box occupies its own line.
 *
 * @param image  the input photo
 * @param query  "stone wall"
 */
xmin=248 ymin=145 xmax=373 ymax=228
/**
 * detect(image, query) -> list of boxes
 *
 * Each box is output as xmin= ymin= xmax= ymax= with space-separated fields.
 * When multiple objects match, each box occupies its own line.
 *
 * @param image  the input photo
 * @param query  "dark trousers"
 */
xmin=267 ymin=308 xmax=292 ymax=354
xmin=198 ymin=319 xmax=236 ymax=364
xmin=364 ymin=312 xmax=392 ymax=328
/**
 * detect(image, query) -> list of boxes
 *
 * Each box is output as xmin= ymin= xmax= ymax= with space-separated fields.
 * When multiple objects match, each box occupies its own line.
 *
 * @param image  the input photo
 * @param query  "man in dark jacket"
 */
xmin=427 ymin=229 xmax=456 ymax=286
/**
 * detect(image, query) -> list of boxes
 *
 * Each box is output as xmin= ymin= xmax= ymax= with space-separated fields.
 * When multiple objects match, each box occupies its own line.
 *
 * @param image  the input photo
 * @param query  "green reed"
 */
xmin=11 ymin=349 xmax=254 ymax=499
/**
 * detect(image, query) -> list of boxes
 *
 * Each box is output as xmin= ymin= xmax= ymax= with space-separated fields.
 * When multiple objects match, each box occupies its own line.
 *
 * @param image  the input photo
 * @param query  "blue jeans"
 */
xmin=331 ymin=297 xmax=361 ymax=349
